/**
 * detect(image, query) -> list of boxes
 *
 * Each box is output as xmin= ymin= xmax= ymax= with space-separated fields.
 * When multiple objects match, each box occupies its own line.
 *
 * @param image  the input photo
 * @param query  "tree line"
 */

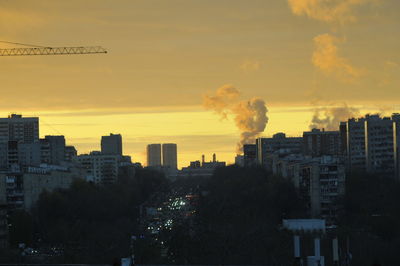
xmin=4 ymin=165 xmax=400 ymax=265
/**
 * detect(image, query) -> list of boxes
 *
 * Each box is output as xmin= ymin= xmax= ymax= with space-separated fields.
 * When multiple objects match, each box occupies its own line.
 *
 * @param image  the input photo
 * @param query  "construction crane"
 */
xmin=0 ymin=41 xmax=107 ymax=56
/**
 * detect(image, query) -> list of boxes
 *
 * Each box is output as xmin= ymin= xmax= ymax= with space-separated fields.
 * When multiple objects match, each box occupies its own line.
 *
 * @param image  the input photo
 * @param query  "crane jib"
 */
xmin=0 ymin=46 xmax=107 ymax=56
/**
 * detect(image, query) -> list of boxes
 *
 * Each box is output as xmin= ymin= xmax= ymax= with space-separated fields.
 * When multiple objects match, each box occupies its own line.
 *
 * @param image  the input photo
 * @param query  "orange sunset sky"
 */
xmin=1 ymin=0 xmax=399 ymax=168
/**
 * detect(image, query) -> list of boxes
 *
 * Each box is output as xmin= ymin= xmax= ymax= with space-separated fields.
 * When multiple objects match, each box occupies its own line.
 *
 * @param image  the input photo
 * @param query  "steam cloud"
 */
xmin=287 ymin=0 xmax=372 ymax=24
xmin=203 ymin=85 xmax=268 ymax=153
xmin=309 ymin=104 xmax=360 ymax=130
xmin=287 ymin=0 xmax=372 ymax=83
xmin=312 ymin=33 xmax=362 ymax=82
xmin=203 ymin=85 xmax=240 ymax=119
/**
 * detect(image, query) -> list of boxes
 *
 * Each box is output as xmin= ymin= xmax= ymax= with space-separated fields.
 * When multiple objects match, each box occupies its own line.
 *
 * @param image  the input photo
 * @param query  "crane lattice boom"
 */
xmin=0 ymin=46 xmax=107 ymax=56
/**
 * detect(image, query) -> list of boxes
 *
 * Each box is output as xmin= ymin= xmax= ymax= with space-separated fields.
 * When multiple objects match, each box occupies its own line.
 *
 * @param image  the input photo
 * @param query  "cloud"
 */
xmin=0 ymin=7 xmax=46 ymax=34
xmin=240 ymin=60 xmax=262 ymax=72
xmin=379 ymin=60 xmax=400 ymax=87
xmin=204 ymin=85 xmax=268 ymax=153
xmin=287 ymin=0 xmax=373 ymax=24
xmin=312 ymin=33 xmax=363 ymax=82
xmin=34 ymin=106 xmax=203 ymax=117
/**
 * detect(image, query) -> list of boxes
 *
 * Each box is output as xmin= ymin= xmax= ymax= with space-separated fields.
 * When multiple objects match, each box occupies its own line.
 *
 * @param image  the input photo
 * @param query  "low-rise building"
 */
xmin=256 ymin=133 xmax=303 ymax=170
xmin=234 ymin=155 xmax=244 ymax=167
xmin=73 ymin=151 xmax=125 ymax=184
xmin=243 ymin=144 xmax=257 ymax=166
xmin=65 ymin=145 xmax=77 ymax=162
xmin=178 ymin=154 xmax=226 ymax=178
xmin=23 ymin=165 xmax=83 ymax=210
xmin=0 ymin=164 xmax=84 ymax=211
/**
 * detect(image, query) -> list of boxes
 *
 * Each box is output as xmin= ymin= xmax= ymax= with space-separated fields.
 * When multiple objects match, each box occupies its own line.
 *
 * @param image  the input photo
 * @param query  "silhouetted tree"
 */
xmin=19 ymin=167 xmax=169 ymax=263
xmin=338 ymin=172 xmax=400 ymax=265
xmin=166 ymin=165 xmax=306 ymax=265
xmin=8 ymin=210 xmax=34 ymax=246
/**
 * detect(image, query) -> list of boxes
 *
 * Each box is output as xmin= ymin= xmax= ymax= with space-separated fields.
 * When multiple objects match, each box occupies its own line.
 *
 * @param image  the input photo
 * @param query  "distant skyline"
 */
xmin=1 ymin=0 xmax=399 ymax=167
xmin=0 ymin=105 xmax=387 ymax=168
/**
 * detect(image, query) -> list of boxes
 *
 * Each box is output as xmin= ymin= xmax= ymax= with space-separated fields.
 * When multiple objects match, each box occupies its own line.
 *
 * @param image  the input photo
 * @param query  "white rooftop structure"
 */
xmin=283 ymin=219 xmax=326 ymax=234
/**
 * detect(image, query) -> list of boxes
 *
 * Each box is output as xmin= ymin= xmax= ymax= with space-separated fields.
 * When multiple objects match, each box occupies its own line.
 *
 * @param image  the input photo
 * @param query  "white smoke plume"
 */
xmin=203 ymin=85 xmax=240 ymax=119
xmin=203 ymin=85 xmax=268 ymax=153
xmin=309 ymin=103 xmax=359 ymax=130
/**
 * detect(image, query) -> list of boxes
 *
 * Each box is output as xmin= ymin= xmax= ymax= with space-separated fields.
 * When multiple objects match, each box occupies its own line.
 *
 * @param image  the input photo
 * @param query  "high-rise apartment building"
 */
xmin=0 ymin=114 xmax=39 ymax=170
xmin=162 ymin=143 xmax=177 ymax=169
xmin=303 ymin=129 xmax=341 ymax=157
xmin=147 ymin=144 xmax=162 ymax=167
xmin=101 ymin=133 xmax=122 ymax=156
xmin=343 ymin=114 xmax=400 ymax=178
xmin=364 ymin=114 xmax=399 ymax=176
xmin=0 ymin=114 xmax=39 ymax=144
